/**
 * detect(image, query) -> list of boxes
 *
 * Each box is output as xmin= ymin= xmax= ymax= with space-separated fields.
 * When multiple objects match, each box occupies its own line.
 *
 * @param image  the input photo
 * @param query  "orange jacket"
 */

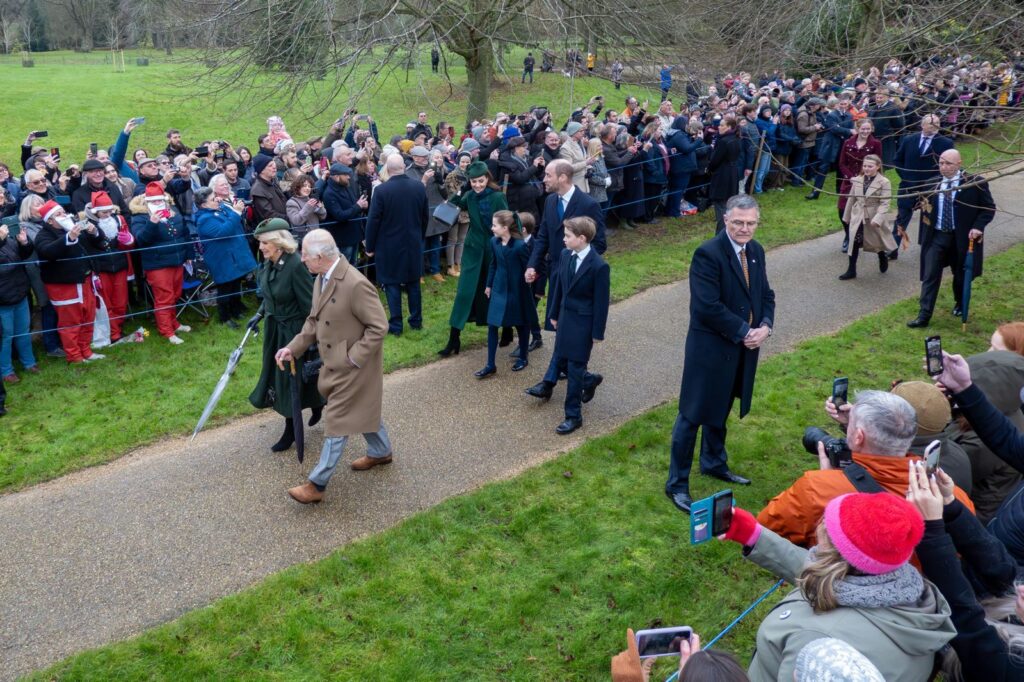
xmin=757 ymin=452 xmax=975 ymax=548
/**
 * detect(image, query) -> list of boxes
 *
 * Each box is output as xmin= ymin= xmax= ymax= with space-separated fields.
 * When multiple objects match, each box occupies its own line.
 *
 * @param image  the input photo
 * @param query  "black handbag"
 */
xmin=432 ymin=201 xmax=460 ymax=227
xmin=301 ymin=344 xmax=322 ymax=384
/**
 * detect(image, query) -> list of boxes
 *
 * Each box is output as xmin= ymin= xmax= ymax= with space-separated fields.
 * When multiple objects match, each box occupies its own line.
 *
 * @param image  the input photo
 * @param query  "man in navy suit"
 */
xmin=364 ymin=155 xmax=429 ymax=335
xmin=666 ymin=195 xmax=776 ymax=513
xmin=531 ymin=216 xmax=610 ymax=434
xmin=907 ymin=149 xmax=995 ymax=328
xmin=891 ymin=114 xmax=954 ymax=256
xmin=525 ymin=160 xmax=607 ymax=403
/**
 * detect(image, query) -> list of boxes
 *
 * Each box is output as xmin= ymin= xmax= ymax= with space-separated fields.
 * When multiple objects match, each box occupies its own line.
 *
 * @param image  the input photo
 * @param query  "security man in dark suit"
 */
xmin=891 ymin=113 xmax=954 ymax=256
xmin=364 ymin=155 xmax=429 ymax=335
xmin=666 ymin=194 xmax=776 ymax=513
xmin=907 ymin=149 xmax=995 ymax=328
xmin=534 ymin=216 xmax=610 ymax=435
xmin=525 ymin=160 xmax=606 ymax=403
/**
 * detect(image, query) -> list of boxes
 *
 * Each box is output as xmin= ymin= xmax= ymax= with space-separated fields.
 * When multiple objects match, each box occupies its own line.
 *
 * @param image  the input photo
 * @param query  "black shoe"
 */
xmin=838 ymin=268 xmax=856 ymax=281
xmin=498 ymin=327 xmax=514 ymax=347
xmin=704 ymin=469 xmax=751 ymax=485
xmin=558 ymin=370 xmax=568 ymax=381
xmin=270 ymin=418 xmax=295 ymax=452
xmin=511 ymin=359 xmax=528 ymax=372
xmin=805 ymin=191 xmax=820 ymax=200
xmin=528 ymin=338 xmax=543 ymax=352
xmin=581 ymin=374 xmax=603 ymax=403
xmin=475 ymin=365 xmax=497 ymax=379
xmin=438 ymin=327 xmax=461 ymax=357
xmin=951 ymin=305 xmax=962 ymax=317
xmin=308 ymin=406 xmax=323 ymax=427
xmin=525 ymin=381 xmax=554 ymax=399
xmin=224 ymin=319 xmax=240 ymax=329
xmin=907 ymin=315 xmax=930 ymax=328
xmin=666 ymin=490 xmax=693 ymax=513
xmin=555 ymin=418 xmax=583 ymax=435
xmin=879 ymin=252 xmax=889 ymax=273
xmin=887 ymin=249 xmax=899 ymax=261
xmin=841 ymin=237 xmax=849 ymax=252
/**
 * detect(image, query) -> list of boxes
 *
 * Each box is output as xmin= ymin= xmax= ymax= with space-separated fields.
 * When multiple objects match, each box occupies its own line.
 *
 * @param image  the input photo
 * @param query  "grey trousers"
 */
xmin=308 ymin=422 xmax=392 ymax=489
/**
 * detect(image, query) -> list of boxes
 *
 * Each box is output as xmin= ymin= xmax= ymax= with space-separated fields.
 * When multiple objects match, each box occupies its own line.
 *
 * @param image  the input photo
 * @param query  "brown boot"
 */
xmin=431 ymin=273 xmax=445 ymax=283
xmin=351 ymin=454 xmax=393 ymax=471
xmin=287 ymin=482 xmax=323 ymax=504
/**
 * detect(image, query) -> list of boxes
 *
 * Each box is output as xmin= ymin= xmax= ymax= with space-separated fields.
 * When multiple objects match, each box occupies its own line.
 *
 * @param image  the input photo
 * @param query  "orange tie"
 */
xmin=739 ymin=247 xmax=753 ymax=324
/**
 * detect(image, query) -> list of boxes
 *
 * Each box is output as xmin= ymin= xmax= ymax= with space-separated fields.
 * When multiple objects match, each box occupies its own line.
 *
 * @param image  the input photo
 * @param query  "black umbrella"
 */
xmin=961 ymin=238 xmax=976 ymax=331
xmin=288 ymin=359 xmax=305 ymax=463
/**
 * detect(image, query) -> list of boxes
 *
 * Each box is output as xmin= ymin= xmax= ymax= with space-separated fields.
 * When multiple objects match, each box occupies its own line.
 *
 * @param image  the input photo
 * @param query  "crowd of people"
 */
xmin=2 ymin=48 xmax=1024 ymax=680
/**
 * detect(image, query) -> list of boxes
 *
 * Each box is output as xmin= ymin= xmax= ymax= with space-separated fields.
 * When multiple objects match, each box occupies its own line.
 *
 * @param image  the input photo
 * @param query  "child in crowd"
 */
xmin=519 ymin=212 xmax=544 ymax=352
xmin=476 ymin=210 xmax=533 ymax=378
xmin=543 ymin=216 xmax=609 ymax=434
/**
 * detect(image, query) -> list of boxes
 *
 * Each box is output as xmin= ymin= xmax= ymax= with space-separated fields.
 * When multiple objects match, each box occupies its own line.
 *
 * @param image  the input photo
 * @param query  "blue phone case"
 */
xmin=690 ymin=497 xmax=714 ymax=544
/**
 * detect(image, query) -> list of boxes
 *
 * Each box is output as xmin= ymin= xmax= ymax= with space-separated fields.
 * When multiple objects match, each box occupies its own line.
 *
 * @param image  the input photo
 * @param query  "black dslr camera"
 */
xmin=802 ymin=427 xmax=853 ymax=468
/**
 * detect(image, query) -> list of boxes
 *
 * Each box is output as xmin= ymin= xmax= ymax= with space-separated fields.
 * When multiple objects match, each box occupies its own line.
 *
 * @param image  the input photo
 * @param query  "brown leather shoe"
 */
xmin=431 ymin=273 xmax=445 ymax=283
xmin=287 ymin=482 xmax=323 ymax=504
xmin=351 ymin=454 xmax=393 ymax=471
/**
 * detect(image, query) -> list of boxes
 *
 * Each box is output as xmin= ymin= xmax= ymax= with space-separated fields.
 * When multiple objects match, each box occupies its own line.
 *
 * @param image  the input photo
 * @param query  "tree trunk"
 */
xmin=857 ymin=0 xmax=886 ymax=66
xmin=80 ymin=31 xmax=93 ymax=52
xmin=465 ymin=43 xmax=493 ymax=125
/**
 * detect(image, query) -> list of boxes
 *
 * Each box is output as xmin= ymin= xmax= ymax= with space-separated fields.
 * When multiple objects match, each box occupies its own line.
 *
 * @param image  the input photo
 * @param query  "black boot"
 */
xmin=308 ymin=405 xmax=323 ymax=427
xmin=271 ymin=418 xmax=295 ymax=452
xmin=878 ymin=252 xmax=889 ymax=273
xmin=498 ymin=326 xmax=514 ymax=347
xmin=438 ymin=327 xmax=461 ymax=357
xmin=838 ymin=256 xmax=857 ymax=280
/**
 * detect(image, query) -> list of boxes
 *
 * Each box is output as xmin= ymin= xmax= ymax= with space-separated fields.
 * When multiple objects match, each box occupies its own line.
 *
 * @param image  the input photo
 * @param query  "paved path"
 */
xmin=2 ymin=177 xmax=1022 ymax=678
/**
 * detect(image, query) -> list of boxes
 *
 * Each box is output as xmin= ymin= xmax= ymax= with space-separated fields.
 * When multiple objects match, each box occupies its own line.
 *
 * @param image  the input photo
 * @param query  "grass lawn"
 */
xmin=31 ymin=243 xmax=1024 ymax=681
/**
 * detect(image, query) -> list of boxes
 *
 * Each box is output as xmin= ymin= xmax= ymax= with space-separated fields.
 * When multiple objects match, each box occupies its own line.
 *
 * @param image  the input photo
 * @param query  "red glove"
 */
xmin=722 ymin=507 xmax=761 ymax=547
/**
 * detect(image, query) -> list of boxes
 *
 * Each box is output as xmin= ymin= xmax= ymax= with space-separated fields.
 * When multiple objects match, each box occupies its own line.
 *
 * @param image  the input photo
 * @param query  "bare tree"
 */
xmin=0 ymin=0 xmax=26 ymax=54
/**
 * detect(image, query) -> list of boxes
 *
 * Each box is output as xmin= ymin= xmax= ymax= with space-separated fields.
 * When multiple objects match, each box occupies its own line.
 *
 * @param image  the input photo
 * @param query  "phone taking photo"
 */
xmin=635 ymin=626 xmax=693 ymax=659
xmin=690 ymin=489 xmax=733 ymax=544
xmin=925 ymin=335 xmax=943 ymax=376
xmin=924 ymin=440 xmax=941 ymax=475
xmin=832 ymin=377 xmax=849 ymax=408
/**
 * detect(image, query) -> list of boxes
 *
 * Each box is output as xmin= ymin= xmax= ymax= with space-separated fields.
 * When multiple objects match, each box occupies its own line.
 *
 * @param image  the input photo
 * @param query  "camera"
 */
xmin=802 ymin=427 xmax=853 ymax=468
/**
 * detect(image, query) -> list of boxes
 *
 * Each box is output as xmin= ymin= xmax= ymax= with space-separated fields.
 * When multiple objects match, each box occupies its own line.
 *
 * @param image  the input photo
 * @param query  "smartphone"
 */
xmin=832 ymin=377 xmax=849 ymax=408
xmin=132 ymin=117 xmax=146 ymax=125
xmin=635 ymin=626 xmax=693 ymax=659
xmin=194 ymin=146 xmax=210 ymax=157
xmin=50 ymin=147 xmax=60 ymax=159
xmin=924 ymin=440 xmax=941 ymax=476
xmin=690 ymin=489 xmax=733 ymax=544
xmin=89 ymin=142 xmax=98 ymax=155
xmin=925 ymin=335 xmax=943 ymax=376
xmin=33 ymin=130 xmax=48 ymax=138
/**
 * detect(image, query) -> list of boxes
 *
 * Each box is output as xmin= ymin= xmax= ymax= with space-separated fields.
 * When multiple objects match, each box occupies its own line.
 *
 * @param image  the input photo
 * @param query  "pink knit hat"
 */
xmin=823 ymin=493 xmax=924 ymax=575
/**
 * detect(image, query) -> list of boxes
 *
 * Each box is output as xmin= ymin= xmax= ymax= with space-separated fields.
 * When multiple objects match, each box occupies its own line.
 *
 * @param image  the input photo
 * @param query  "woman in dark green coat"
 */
xmin=248 ymin=218 xmax=324 ymax=452
xmin=438 ymin=162 xmax=508 ymax=357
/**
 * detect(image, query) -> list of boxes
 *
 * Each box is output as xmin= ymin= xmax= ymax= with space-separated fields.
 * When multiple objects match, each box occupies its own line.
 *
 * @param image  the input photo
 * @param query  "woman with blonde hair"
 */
xmin=248 ymin=218 xmax=324 ymax=453
xmin=585 ymin=137 xmax=610 ymax=208
xmin=838 ymin=154 xmax=896 ymax=280
xmin=721 ymin=491 xmax=954 ymax=681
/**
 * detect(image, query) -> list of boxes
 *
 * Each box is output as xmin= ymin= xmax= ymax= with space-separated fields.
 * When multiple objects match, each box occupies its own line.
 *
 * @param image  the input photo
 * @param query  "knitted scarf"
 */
xmin=808 ymin=547 xmax=925 ymax=609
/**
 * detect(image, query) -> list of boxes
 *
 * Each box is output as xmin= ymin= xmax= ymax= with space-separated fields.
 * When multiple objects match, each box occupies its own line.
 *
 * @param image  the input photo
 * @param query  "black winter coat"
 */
xmin=707 ymin=130 xmax=742 ymax=201
xmin=34 ymin=223 xmax=104 ymax=284
xmin=496 ymin=151 xmax=543 ymax=216
xmin=0 ymin=235 xmax=34 ymax=305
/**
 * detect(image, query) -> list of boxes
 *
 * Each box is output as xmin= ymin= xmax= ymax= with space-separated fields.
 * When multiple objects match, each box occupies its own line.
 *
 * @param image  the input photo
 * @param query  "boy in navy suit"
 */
xmin=526 ymin=216 xmax=610 ymax=434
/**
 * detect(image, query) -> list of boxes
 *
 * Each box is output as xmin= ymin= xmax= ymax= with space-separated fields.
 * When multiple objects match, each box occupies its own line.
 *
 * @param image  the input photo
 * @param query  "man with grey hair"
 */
xmin=275 ymin=228 xmax=392 ymax=505
xmin=757 ymin=389 xmax=975 ymax=547
xmin=666 ymin=194 xmax=775 ymax=513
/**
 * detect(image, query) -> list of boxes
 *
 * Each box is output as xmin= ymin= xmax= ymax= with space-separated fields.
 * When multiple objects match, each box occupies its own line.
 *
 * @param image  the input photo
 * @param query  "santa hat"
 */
xmin=91 ymin=191 xmax=117 ymax=213
xmin=144 ymin=182 xmax=165 ymax=201
xmin=40 ymin=200 xmax=63 ymax=223
xmin=824 ymin=493 xmax=923 ymax=575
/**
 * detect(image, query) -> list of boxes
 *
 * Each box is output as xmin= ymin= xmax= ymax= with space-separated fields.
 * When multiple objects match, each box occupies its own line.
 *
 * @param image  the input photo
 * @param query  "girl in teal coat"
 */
xmin=475 ymin=211 xmax=532 ymax=378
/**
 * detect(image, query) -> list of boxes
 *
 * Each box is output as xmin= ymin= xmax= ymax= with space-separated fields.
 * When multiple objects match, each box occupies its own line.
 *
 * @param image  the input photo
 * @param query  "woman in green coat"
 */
xmin=248 ymin=218 xmax=325 ymax=452
xmin=438 ymin=162 xmax=508 ymax=357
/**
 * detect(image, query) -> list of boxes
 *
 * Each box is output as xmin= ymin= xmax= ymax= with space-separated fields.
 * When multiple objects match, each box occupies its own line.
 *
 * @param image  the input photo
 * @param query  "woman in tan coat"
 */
xmin=839 ymin=154 xmax=897 ymax=280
